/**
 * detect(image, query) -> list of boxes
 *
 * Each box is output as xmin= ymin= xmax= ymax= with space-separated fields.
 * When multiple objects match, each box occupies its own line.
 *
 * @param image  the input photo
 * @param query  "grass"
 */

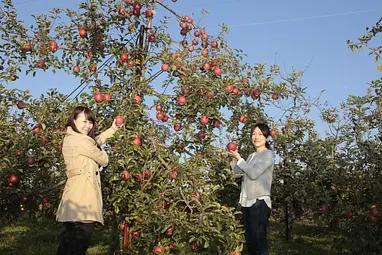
xmin=0 ymin=218 xmax=342 ymax=255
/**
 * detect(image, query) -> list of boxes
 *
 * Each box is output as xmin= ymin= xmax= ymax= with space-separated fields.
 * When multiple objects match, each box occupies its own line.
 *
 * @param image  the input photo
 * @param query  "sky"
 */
xmin=5 ymin=0 xmax=382 ymax=135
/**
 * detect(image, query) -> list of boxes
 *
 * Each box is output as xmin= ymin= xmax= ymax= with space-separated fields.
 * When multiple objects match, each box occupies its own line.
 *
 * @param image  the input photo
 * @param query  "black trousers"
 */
xmin=56 ymin=222 xmax=95 ymax=255
xmin=242 ymin=199 xmax=271 ymax=255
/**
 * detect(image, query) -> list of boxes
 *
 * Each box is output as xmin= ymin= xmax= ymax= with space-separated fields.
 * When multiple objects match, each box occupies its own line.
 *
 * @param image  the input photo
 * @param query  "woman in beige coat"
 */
xmin=56 ymin=106 xmax=121 ymax=255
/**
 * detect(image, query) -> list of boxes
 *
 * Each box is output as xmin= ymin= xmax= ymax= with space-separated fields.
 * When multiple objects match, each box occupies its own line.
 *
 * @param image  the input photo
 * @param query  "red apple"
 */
xmin=145 ymin=10 xmax=153 ymax=17
xmin=17 ymin=101 xmax=26 ymax=109
xmin=120 ymin=53 xmax=128 ymax=62
xmin=133 ymin=2 xmax=142 ymax=10
xmin=133 ymin=95 xmax=142 ymax=104
xmin=214 ymin=67 xmax=222 ymax=76
xmin=118 ymin=8 xmax=125 ymax=15
xmin=174 ymin=123 xmax=182 ymax=131
xmin=132 ymin=137 xmax=141 ymax=146
xmin=194 ymin=30 xmax=200 ymax=37
xmin=239 ymin=115 xmax=247 ymax=123
xmin=26 ymin=156 xmax=35 ymax=165
xmin=148 ymin=34 xmax=156 ymax=43
xmin=143 ymin=169 xmax=151 ymax=179
xmin=79 ymin=28 xmax=87 ymax=38
xmin=321 ymin=203 xmax=328 ymax=213
xmin=8 ymin=174 xmax=19 ymax=185
xmin=212 ymin=119 xmax=221 ymax=127
xmin=131 ymin=231 xmax=139 ymax=238
xmin=24 ymin=43 xmax=32 ymax=51
xmin=42 ymin=195 xmax=50 ymax=204
xmin=103 ymin=94 xmax=112 ymax=102
xmin=177 ymin=96 xmax=186 ymax=106
xmin=115 ymin=116 xmax=124 ymax=126
xmin=36 ymin=59 xmax=45 ymax=68
xmin=270 ymin=129 xmax=277 ymax=137
xmin=211 ymin=41 xmax=218 ymax=48
xmin=156 ymin=112 xmax=164 ymax=120
xmin=227 ymin=142 xmax=238 ymax=151
xmin=121 ymin=170 xmax=130 ymax=180
xmin=119 ymin=223 xmax=126 ymax=231
xmin=134 ymin=173 xmax=143 ymax=182
xmin=32 ymin=126 xmax=40 ymax=134
xmin=370 ymin=204 xmax=377 ymax=217
xmin=166 ymin=226 xmax=174 ymax=235
xmin=162 ymin=115 xmax=169 ymax=122
xmin=153 ymin=245 xmax=164 ymax=254
xmin=200 ymin=115 xmax=209 ymax=125
xmin=225 ymin=84 xmax=233 ymax=92
xmin=94 ymin=92 xmax=103 ymax=103
xmin=198 ymin=130 xmax=206 ymax=140
xmin=161 ymin=63 xmax=169 ymax=71
xmin=73 ymin=65 xmax=80 ymax=73
xmin=155 ymin=104 xmax=163 ymax=111
xmin=252 ymin=89 xmax=261 ymax=99
xmin=272 ymin=93 xmax=280 ymax=100
xmin=16 ymin=150 xmax=24 ymax=156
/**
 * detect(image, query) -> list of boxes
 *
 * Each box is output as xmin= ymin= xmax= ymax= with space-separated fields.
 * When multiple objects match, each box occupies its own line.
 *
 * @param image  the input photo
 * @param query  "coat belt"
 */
xmin=66 ymin=168 xmax=86 ymax=178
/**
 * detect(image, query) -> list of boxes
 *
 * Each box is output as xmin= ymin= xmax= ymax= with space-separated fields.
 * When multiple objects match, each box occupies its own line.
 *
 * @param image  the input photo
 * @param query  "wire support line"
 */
xmin=229 ymin=9 xmax=381 ymax=28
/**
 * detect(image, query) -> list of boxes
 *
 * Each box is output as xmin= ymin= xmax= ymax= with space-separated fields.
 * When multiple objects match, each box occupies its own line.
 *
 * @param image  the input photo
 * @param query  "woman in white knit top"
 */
xmin=228 ymin=123 xmax=275 ymax=255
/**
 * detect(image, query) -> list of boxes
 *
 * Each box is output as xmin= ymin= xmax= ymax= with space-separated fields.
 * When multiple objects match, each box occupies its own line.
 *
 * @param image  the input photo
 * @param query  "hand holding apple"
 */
xmin=112 ymin=117 xmax=124 ymax=131
xmin=227 ymin=148 xmax=242 ymax=161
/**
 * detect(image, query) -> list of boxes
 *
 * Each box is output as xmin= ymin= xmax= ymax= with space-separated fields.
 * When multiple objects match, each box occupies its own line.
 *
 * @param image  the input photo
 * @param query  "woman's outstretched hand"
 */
xmin=111 ymin=119 xmax=123 ymax=131
xmin=227 ymin=149 xmax=242 ymax=161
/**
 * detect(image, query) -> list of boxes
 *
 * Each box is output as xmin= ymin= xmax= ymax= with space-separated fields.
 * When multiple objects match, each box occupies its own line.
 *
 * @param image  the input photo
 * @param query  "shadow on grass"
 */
xmin=268 ymin=220 xmax=341 ymax=255
xmin=0 ymin=216 xmax=114 ymax=255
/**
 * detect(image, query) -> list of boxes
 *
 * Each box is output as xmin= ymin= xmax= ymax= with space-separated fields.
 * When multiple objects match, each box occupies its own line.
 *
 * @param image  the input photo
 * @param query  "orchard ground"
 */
xmin=0 ymin=216 xmax=345 ymax=255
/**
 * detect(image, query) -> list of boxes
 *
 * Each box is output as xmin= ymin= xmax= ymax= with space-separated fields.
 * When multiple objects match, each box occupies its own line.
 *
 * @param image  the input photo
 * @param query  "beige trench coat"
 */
xmin=56 ymin=126 xmax=115 ymax=225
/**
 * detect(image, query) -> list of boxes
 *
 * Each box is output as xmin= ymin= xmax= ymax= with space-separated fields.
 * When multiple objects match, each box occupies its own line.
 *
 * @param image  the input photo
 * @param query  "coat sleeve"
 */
xmin=237 ymin=150 xmax=274 ymax=180
xmin=230 ymin=158 xmax=245 ymax=177
xmin=79 ymin=138 xmax=109 ymax=167
xmin=95 ymin=127 xmax=116 ymax=146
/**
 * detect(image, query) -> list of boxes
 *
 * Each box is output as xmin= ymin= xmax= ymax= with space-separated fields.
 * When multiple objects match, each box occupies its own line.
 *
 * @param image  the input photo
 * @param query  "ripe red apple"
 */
xmin=156 ymin=112 xmax=164 ymax=120
xmin=225 ymin=84 xmax=233 ymax=92
xmin=174 ymin=123 xmax=182 ymax=131
xmin=121 ymin=170 xmax=131 ymax=180
xmin=201 ymin=62 xmax=210 ymax=71
xmin=162 ymin=115 xmax=169 ymax=122
xmin=118 ymin=8 xmax=125 ymax=15
xmin=214 ymin=67 xmax=222 ymax=76
xmin=232 ymin=87 xmax=239 ymax=97
xmin=169 ymin=244 xmax=175 ymax=249
xmin=26 ymin=156 xmax=35 ymax=165
xmin=370 ymin=204 xmax=377 ymax=217
xmin=16 ymin=150 xmax=24 ymax=156
xmin=145 ymin=9 xmax=153 ymax=17
xmin=198 ymin=130 xmax=206 ymax=140
xmin=8 ymin=174 xmax=19 ymax=185
xmin=42 ymin=195 xmax=50 ymax=204
xmin=200 ymin=115 xmax=209 ymax=125
xmin=120 ymin=53 xmax=128 ymax=62
xmin=133 ymin=95 xmax=142 ymax=104
xmin=201 ymin=49 xmax=208 ymax=57
xmin=227 ymin=142 xmax=238 ymax=151
xmin=161 ymin=63 xmax=169 ymax=71
xmin=115 ymin=116 xmax=124 ymax=126
xmin=239 ymin=115 xmax=247 ymax=123
xmin=79 ymin=28 xmax=87 ymax=38
xmin=321 ymin=203 xmax=328 ymax=213
xmin=89 ymin=64 xmax=97 ymax=72
xmin=72 ymin=65 xmax=80 ymax=73
xmin=211 ymin=41 xmax=218 ymax=48
xmin=17 ymin=101 xmax=26 ymax=109
xmin=270 ymin=129 xmax=277 ymax=137
xmin=133 ymin=1 xmax=142 ymax=10
xmin=155 ymin=104 xmax=163 ymax=111
xmin=103 ymin=93 xmax=112 ymax=102
xmin=212 ymin=119 xmax=221 ymax=127
xmin=153 ymin=245 xmax=164 ymax=254
xmin=252 ymin=89 xmax=261 ymax=99
xmin=132 ymin=137 xmax=141 ymax=146
xmin=36 ymin=59 xmax=45 ymax=68
xmin=94 ymin=92 xmax=103 ymax=103
xmin=143 ymin=169 xmax=151 ymax=179
xmin=128 ymin=59 xmax=135 ymax=67
xmin=166 ymin=226 xmax=174 ymax=235
xmin=24 ymin=43 xmax=32 ymax=51
xmin=32 ymin=126 xmax=40 ymax=134
xmin=119 ymin=223 xmax=126 ymax=231
xmin=131 ymin=231 xmax=139 ymax=238
xmin=272 ymin=93 xmax=280 ymax=100
xmin=148 ymin=34 xmax=156 ymax=43
xmin=134 ymin=173 xmax=143 ymax=182
xmin=169 ymin=168 xmax=177 ymax=179
xmin=50 ymin=44 xmax=57 ymax=52
xmin=177 ymin=96 xmax=187 ymax=106
xmin=344 ymin=210 xmax=353 ymax=218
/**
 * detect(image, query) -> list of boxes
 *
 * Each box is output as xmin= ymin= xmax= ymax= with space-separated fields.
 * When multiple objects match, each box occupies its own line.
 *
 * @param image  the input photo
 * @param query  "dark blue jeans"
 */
xmin=56 ymin=222 xmax=95 ymax=255
xmin=242 ymin=199 xmax=271 ymax=255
